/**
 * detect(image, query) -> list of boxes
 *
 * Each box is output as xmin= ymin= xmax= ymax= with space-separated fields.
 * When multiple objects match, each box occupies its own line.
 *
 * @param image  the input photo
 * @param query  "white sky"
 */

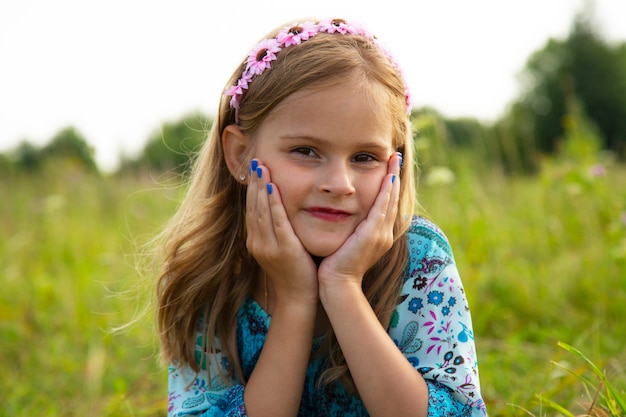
xmin=1 ymin=0 xmax=625 ymax=171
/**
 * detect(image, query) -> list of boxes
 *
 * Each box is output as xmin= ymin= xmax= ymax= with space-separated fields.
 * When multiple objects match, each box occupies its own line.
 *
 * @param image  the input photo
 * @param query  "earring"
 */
xmin=239 ymin=174 xmax=246 ymax=181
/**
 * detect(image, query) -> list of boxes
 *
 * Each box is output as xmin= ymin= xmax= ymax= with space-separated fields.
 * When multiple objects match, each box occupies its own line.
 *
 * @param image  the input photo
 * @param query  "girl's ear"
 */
xmin=222 ymin=125 xmax=251 ymax=183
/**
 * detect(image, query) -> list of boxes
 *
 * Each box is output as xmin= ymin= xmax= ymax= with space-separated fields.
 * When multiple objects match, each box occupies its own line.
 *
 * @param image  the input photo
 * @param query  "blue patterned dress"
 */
xmin=167 ymin=216 xmax=487 ymax=416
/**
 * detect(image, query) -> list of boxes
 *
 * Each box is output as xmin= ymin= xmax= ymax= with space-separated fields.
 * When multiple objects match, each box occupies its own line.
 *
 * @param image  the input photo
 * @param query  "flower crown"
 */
xmin=224 ymin=18 xmax=411 ymax=122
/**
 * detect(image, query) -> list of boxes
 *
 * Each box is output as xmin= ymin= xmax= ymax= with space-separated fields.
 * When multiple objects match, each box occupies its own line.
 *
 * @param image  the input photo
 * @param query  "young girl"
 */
xmin=158 ymin=18 xmax=487 ymax=416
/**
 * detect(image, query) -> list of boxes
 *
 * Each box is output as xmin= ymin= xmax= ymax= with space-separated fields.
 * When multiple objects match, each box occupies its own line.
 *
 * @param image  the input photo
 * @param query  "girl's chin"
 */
xmin=297 ymin=231 xmax=352 ymax=258
xmin=303 ymin=243 xmax=342 ymax=259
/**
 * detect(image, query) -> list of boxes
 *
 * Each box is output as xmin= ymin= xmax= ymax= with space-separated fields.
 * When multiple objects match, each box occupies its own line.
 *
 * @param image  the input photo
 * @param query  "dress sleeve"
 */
xmin=388 ymin=216 xmax=488 ymax=416
xmin=167 ymin=332 xmax=247 ymax=417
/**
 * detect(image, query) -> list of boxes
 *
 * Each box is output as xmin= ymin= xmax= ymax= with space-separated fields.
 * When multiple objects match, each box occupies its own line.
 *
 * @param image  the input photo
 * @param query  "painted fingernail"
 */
xmin=397 ymin=152 xmax=403 ymax=167
xmin=266 ymin=183 xmax=273 ymax=194
xmin=251 ymin=159 xmax=258 ymax=171
xmin=391 ymin=174 xmax=396 ymax=184
xmin=256 ymin=167 xmax=262 ymax=178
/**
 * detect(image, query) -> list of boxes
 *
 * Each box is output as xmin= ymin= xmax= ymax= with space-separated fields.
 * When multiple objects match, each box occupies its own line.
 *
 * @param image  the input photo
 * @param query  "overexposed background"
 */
xmin=1 ymin=0 xmax=625 ymax=171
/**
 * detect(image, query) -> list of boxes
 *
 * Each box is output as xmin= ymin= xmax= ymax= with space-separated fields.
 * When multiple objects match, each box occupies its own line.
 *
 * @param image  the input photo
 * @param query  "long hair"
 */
xmin=156 ymin=20 xmax=417 ymax=391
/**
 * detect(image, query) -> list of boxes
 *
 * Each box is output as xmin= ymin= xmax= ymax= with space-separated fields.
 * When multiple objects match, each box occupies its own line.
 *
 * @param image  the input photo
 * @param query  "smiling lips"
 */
xmin=306 ymin=207 xmax=352 ymax=222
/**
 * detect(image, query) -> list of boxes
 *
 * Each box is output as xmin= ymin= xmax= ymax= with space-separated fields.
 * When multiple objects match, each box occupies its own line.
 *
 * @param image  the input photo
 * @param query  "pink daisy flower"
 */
xmin=246 ymin=38 xmax=281 ymax=75
xmin=224 ymin=73 xmax=253 ymax=109
xmin=276 ymin=21 xmax=318 ymax=46
xmin=319 ymin=18 xmax=357 ymax=35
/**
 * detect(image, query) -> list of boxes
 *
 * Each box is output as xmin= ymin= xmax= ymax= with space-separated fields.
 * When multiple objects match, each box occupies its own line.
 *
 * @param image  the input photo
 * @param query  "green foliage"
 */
xmin=1 ymin=127 xmax=99 ymax=176
xmin=419 ymin=107 xmax=626 ymax=415
xmin=418 ymin=158 xmax=626 ymax=415
xmin=513 ymin=11 xmax=626 ymax=158
xmin=413 ymin=92 xmax=626 ymax=415
xmin=0 ymin=173 xmax=177 ymax=416
xmin=543 ymin=342 xmax=626 ymax=417
xmin=119 ymin=112 xmax=212 ymax=176
xmin=489 ymin=102 xmax=541 ymax=174
xmin=14 ymin=140 xmax=43 ymax=172
xmin=42 ymin=126 xmax=99 ymax=173
xmin=412 ymin=107 xmax=539 ymax=177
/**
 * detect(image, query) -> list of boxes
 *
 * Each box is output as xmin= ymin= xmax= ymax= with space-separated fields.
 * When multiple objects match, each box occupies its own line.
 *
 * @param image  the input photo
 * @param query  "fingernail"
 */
xmin=397 ymin=152 xmax=403 ymax=167
xmin=251 ymin=159 xmax=258 ymax=171
xmin=266 ymin=183 xmax=273 ymax=194
xmin=256 ymin=167 xmax=262 ymax=178
xmin=391 ymin=174 xmax=396 ymax=184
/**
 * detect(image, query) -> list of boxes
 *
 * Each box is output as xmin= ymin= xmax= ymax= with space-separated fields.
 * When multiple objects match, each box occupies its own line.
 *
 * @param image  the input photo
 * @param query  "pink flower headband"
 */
xmin=224 ymin=18 xmax=412 ymax=122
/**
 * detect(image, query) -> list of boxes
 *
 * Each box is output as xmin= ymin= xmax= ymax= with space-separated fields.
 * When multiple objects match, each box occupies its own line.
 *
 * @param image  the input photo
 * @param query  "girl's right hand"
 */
xmin=246 ymin=159 xmax=319 ymax=308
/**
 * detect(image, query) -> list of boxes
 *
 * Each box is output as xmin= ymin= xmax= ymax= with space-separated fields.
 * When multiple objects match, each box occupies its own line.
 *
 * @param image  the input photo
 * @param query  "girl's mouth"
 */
xmin=306 ymin=207 xmax=352 ymax=222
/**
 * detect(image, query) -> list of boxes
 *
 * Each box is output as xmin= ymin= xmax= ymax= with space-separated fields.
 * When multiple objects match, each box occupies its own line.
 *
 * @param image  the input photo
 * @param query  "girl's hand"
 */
xmin=318 ymin=152 xmax=402 ymax=288
xmin=246 ymin=159 xmax=319 ymax=307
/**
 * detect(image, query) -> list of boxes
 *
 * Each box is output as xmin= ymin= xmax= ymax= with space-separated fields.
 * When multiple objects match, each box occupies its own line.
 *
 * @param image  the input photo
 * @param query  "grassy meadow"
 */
xmin=1 ymin=137 xmax=625 ymax=415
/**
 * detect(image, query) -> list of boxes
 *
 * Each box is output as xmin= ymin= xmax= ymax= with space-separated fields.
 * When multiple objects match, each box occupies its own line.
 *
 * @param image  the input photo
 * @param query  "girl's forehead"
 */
xmin=257 ymin=83 xmax=395 ymax=149
xmin=278 ymin=80 xmax=391 ymax=116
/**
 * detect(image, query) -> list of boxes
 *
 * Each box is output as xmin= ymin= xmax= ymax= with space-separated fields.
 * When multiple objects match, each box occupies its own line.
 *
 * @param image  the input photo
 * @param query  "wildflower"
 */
xmin=425 ymin=166 xmax=455 ymax=186
xmin=589 ymin=163 xmax=606 ymax=177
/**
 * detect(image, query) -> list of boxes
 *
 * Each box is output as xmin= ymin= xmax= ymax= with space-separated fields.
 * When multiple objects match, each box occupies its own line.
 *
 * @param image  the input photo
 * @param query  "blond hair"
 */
xmin=156 ymin=20 xmax=416 ymax=392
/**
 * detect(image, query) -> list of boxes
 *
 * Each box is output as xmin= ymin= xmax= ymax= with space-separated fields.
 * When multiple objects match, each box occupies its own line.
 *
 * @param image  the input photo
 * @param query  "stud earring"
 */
xmin=239 ymin=174 xmax=246 ymax=181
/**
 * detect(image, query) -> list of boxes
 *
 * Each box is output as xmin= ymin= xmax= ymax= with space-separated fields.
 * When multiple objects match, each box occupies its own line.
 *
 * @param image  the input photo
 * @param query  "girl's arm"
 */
xmin=320 ymin=283 xmax=430 ymax=417
xmin=243 ymin=299 xmax=317 ymax=417
xmin=242 ymin=162 xmax=319 ymax=417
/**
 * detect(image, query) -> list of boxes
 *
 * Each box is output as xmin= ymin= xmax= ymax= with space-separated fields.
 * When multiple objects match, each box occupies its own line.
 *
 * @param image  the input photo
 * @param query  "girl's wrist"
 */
xmin=270 ymin=296 xmax=319 ymax=324
xmin=318 ymin=278 xmax=363 ymax=308
xmin=272 ymin=290 xmax=319 ymax=312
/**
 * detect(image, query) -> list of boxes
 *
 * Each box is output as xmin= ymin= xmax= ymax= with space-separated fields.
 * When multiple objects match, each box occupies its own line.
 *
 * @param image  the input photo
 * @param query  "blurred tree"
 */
xmin=119 ymin=112 xmax=211 ymax=176
xmin=42 ymin=127 xmax=99 ymax=173
xmin=0 ymin=151 xmax=16 ymax=177
xmin=489 ymin=102 xmax=541 ymax=174
xmin=443 ymin=117 xmax=485 ymax=148
xmin=13 ymin=140 xmax=42 ymax=172
xmin=514 ymin=11 xmax=626 ymax=157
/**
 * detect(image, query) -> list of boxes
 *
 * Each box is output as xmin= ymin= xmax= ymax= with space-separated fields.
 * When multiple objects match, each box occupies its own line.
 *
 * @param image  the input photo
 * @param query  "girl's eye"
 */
xmin=292 ymin=147 xmax=317 ymax=157
xmin=352 ymin=153 xmax=377 ymax=163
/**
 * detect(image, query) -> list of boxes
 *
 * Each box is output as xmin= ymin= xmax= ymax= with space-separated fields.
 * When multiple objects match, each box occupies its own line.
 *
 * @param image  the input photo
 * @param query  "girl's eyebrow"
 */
xmin=278 ymin=134 xmax=327 ymax=143
xmin=278 ymin=134 xmax=391 ymax=151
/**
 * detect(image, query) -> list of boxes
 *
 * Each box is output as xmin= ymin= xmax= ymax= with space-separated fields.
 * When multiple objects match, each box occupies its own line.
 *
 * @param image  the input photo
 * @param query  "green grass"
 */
xmin=1 ymin=155 xmax=625 ymax=415
xmin=418 ymin=154 xmax=626 ymax=415
xmin=0 ymin=170 xmax=179 ymax=416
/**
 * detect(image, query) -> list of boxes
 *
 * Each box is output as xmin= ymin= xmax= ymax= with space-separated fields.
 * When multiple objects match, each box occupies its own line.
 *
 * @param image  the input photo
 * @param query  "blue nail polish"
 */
xmin=251 ymin=159 xmax=258 ymax=171
xmin=266 ymin=183 xmax=273 ymax=194
xmin=256 ymin=167 xmax=262 ymax=178
xmin=391 ymin=174 xmax=396 ymax=184
xmin=398 ymin=153 xmax=403 ymax=167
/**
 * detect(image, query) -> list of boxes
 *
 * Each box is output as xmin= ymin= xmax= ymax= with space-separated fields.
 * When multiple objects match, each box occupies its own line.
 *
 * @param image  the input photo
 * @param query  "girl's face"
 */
xmin=253 ymin=83 xmax=395 ymax=257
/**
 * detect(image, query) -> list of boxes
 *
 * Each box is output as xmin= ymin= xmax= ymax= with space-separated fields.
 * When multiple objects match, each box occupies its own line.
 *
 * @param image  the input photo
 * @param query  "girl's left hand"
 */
xmin=317 ymin=152 xmax=402 ymax=288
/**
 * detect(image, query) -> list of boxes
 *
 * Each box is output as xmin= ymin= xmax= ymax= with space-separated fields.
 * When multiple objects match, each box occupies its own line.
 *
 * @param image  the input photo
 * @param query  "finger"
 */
xmin=265 ymin=181 xmax=300 ymax=248
xmin=246 ymin=159 xmax=259 ymax=230
xmin=383 ymin=152 xmax=402 ymax=229
xmin=358 ymin=154 xmax=401 ymax=239
xmin=246 ymin=159 xmax=272 ymax=253
xmin=367 ymin=157 xmax=398 ymax=224
xmin=252 ymin=163 xmax=277 ymax=245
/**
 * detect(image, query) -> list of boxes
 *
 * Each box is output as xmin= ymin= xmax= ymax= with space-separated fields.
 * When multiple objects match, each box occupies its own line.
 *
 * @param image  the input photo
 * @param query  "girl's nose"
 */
xmin=318 ymin=161 xmax=355 ymax=196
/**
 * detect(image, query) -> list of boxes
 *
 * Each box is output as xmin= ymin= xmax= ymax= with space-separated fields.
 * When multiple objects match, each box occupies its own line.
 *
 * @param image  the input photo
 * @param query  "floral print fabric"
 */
xmin=167 ymin=216 xmax=487 ymax=416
